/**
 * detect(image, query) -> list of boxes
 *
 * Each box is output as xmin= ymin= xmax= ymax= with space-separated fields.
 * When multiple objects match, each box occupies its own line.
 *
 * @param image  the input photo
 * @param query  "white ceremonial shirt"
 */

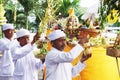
xmin=0 ymin=37 xmax=15 ymax=77
xmin=45 ymin=44 xmax=86 ymax=80
xmin=11 ymin=43 xmax=43 ymax=80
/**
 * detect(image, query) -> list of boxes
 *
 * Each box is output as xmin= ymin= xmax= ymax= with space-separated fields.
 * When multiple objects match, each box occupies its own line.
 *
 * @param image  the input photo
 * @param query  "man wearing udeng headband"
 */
xmin=11 ymin=29 xmax=44 ymax=80
xmin=45 ymin=30 xmax=91 ymax=80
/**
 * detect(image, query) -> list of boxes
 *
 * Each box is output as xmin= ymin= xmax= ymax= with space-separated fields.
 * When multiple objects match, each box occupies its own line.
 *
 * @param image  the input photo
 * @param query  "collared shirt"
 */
xmin=11 ymin=43 xmax=43 ymax=80
xmin=45 ymin=44 xmax=86 ymax=80
xmin=0 ymin=37 xmax=15 ymax=77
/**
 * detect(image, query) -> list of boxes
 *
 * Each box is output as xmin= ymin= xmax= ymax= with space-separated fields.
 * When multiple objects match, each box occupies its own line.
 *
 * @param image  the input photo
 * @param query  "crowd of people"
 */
xmin=0 ymin=23 xmax=91 ymax=80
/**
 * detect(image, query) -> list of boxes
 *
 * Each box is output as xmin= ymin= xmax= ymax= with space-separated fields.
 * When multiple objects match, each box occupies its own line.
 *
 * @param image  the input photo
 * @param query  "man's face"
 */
xmin=17 ymin=35 xmax=30 ymax=46
xmin=52 ymin=37 xmax=66 ymax=51
xmin=3 ymin=29 xmax=14 ymax=39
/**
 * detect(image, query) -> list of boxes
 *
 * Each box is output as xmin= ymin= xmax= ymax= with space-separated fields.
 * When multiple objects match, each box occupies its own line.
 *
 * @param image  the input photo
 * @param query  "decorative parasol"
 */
xmin=80 ymin=0 xmax=100 ymax=22
xmin=64 ymin=28 xmax=99 ymax=38
xmin=106 ymin=34 xmax=120 ymax=77
xmin=114 ymin=34 xmax=120 ymax=77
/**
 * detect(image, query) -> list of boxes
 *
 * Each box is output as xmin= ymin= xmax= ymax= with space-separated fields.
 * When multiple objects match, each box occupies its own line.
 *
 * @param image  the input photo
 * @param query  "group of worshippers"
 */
xmin=0 ymin=23 xmax=91 ymax=80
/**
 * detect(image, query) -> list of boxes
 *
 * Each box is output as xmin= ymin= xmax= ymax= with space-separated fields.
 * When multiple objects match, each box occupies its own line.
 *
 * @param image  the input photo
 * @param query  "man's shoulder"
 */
xmin=0 ymin=38 xmax=4 ymax=41
xmin=46 ymin=49 xmax=58 ymax=58
xmin=0 ymin=38 xmax=6 ymax=43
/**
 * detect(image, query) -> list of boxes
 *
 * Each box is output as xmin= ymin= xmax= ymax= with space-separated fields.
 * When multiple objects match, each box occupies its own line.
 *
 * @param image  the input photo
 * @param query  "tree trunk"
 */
xmin=25 ymin=15 xmax=28 ymax=29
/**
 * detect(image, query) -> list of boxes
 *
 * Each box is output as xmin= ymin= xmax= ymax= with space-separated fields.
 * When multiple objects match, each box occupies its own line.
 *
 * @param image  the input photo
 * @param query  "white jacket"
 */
xmin=0 ymin=37 xmax=15 ymax=77
xmin=45 ymin=44 xmax=86 ymax=80
xmin=11 ymin=43 xmax=43 ymax=80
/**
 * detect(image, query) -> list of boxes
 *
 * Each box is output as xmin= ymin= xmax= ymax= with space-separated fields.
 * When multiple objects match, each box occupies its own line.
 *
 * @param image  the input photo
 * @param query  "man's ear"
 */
xmin=17 ymin=38 xmax=20 ymax=41
xmin=2 ymin=30 xmax=6 ymax=34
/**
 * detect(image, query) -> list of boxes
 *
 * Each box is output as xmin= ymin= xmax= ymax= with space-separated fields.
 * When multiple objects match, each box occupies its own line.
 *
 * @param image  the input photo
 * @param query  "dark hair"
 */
xmin=58 ymin=24 xmax=62 ymax=30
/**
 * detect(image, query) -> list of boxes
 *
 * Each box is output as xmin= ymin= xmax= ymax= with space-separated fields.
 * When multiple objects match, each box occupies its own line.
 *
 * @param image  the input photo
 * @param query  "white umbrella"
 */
xmin=80 ymin=0 xmax=100 ymax=21
xmin=80 ymin=0 xmax=100 ymax=8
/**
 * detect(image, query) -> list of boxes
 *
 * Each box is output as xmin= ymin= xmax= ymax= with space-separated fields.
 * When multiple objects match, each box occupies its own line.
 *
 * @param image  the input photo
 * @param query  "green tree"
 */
xmin=33 ymin=0 xmax=47 ymax=21
xmin=56 ymin=0 xmax=85 ymax=19
xmin=18 ymin=0 xmax=34 ymax=29
xmin=99 ymin=0 xmax=120 ymax=29
xmin=3 ymin=0 xmax=26 ymax=29
xmin=4 ymin=0 xmax=14 ymax=23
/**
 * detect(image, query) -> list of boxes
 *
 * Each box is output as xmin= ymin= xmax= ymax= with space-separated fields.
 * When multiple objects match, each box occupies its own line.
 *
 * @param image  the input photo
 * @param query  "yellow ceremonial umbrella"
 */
xmin=76 ymin=46 xmax=119 ymax=80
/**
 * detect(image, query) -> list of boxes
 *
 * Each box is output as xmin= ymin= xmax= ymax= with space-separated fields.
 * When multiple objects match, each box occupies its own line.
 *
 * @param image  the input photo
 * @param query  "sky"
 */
xmin=80 ymin=0 xmax=100 ymax=8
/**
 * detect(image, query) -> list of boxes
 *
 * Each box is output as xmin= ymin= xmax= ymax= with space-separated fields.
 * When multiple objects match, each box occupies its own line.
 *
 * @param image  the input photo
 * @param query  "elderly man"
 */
xmin=11 ymin=29 xmax=43 ymax=80
xmin=45 ymin=30 xmax=91 ymax=80
xmin=0 ymin=23 xmax=15 ymax=80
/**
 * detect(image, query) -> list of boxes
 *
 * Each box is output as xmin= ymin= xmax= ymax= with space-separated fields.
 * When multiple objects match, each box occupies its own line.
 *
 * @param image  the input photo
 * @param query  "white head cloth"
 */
xmin=2 ymin=23 xmax=14 ymax=31
xmin=16 ymin=29 xmax=30 ymax=38
xmin=48 ymin=30 xmax=66 ymax=41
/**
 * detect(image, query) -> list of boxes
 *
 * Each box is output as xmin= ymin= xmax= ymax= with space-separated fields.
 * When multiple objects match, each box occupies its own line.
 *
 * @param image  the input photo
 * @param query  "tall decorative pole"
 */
xmin=0 ymin=0 xmax=7 ymax=25
xmin=13 ymin=0 xmax=18 ymax=26
xmin=116 ymin=57 xmax=120 ymax=77
xmin=0 ymin=0 xmax=7 ymax=38
xmin=38 ymin=0 xmax=55 ymax=36
xmin=38 ymin=0 xmax=59 ymax=35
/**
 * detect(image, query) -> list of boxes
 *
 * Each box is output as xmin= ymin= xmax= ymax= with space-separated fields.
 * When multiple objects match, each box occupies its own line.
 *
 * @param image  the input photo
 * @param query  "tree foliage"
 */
xmin=3 ymin=0 xmax=14 ymax=23
xmin=33 ymin=0 xmax=47 ymax=20
xmin=2 ymin=0 xmax=85 ymax=30
xmin=99 ymin=0 xmax=120 ymax=29
xmin=55 ymin=0 xmax=85 ymax=22
xmin=18 ymin=0 xmax=34 ymax=15
xmin=17 ymin=0 xmax=35 ymax=29
xmin=56 ymin=0 xmax=83 ymax=17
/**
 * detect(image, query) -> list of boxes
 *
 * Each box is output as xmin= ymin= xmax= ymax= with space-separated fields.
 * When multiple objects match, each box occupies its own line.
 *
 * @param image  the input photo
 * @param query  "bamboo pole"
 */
xmin=14 ymin=0 xmax=18 ymax=26
xmin=116 ymin=57 xmax=120 ymax=78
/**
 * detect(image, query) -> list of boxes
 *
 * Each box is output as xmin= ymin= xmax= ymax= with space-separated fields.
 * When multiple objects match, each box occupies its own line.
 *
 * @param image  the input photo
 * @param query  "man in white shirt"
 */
xmin=0 ymin=23 xmax=15 ymax=80
xmin=45 ymin=30 xmax=91 ymax=80
xmin=11 ymin=29 xmax=43 ymax=80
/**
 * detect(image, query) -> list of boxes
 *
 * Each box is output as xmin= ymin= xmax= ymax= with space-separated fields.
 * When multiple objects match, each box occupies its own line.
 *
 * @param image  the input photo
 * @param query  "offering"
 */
xmin=34 ymin=39 xmax=48 ymax=59
xmin=106 ymin=34 xmax=120 ymax=57
xmin=83 ymin=42 xmax=92 ymax=55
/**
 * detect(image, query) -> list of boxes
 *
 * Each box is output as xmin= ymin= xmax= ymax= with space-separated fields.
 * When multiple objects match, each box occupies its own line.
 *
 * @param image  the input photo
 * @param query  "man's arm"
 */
xmin=72 ymin=53 xmax=91 ymax=77
xmin=11 ymin=44 xmax=33 ymax=60
xmin=72 ymin=61 xmax=86 ymax=77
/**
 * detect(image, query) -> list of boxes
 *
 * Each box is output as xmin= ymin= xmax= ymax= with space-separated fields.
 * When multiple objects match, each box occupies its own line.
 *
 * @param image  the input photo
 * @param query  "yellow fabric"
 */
xmin=71 ymin=49 xmax=83 ymax=80
xmin=72 ymin=46 xmax=120 ymax=80
xmin=46 ymin=29 xmax=53 ymax=37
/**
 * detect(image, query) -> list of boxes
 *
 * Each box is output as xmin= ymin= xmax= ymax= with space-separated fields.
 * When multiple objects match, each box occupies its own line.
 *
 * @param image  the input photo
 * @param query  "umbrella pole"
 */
xmin=116 ymin=57 xmax=120 ymax=78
